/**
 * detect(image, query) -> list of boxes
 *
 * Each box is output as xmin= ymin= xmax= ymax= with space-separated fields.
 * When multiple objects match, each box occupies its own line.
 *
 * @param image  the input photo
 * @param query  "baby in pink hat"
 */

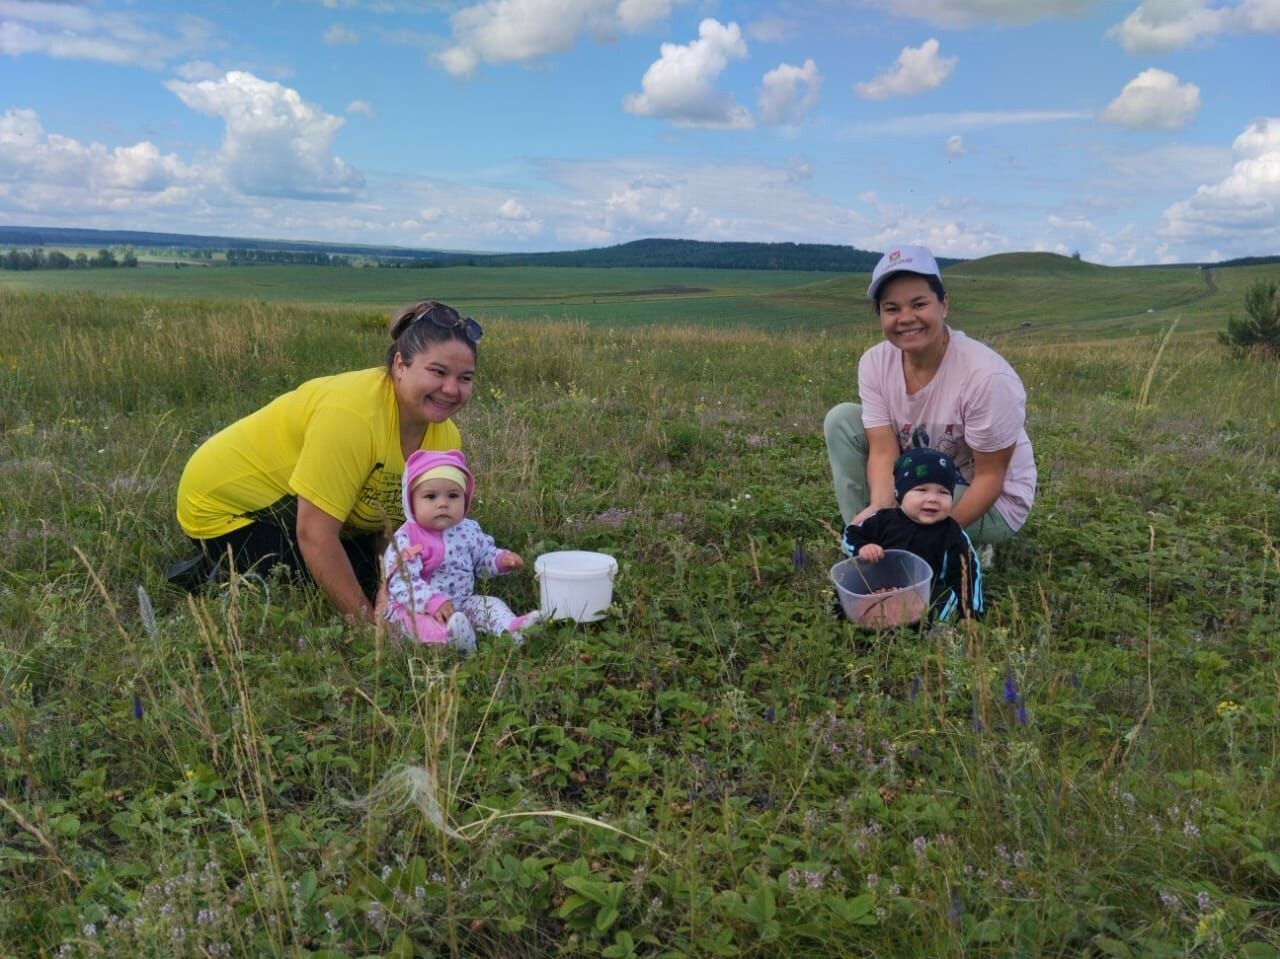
xmin=382 ymin=449 xmax=541 ymax=651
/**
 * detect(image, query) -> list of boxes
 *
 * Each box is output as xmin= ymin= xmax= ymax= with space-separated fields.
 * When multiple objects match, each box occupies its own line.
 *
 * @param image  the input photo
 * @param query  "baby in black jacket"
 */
xmin=841 ymin=447 xmax=983 ymax=623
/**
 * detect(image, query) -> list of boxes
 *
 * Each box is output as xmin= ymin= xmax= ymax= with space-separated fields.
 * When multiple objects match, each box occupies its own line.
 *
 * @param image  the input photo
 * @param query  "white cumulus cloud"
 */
xmin=623 ymin=19 xmax=752 ymax=129
xmin=166 ymin=71 xmax=363 ymax=200
xmin=945 ymin=134 xmax=967 ymax=156
xmin=0 ymin=2 xmax=215 ymax=68
xmin=855 ymin=38 xmax=956 ymax=100
xmin=1234 ymin=115 xmax=1280 ymax=157
xmin=0 ymin=107 xmax=190 ymax=190
xmin=1161 ymin=116 xmax=1280 ymax=244
xmin=438 ymin=0 xmax=612 ymax=77
xmin=616 ymin=0 xmax=678 ymax=31
xmin=98 ymin=141 xmax=190 ymax=190
xmin=0 ymin=107 xmax=193 ymax=219
xmin=758 ymin=58 xmax=821 ymax=126
xmin=437 ymin=0 xmax=684 ymax=76
xmin=1242 ymin=0 xmax=1280 ymax=30
xmin=1109 ymin=0 xmax=1280 ymax=53
xmin=498 ymin=197 xmax=534 ymax=219
xmin=487 ymin=197 xmax=543 ymax=238
xmin=1098 ymin=68 xmax=1200 ymax=130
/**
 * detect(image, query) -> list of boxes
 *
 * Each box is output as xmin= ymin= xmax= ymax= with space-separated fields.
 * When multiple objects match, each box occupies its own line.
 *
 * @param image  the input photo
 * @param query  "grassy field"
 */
xmin=1 ymin=263 xmax=1279 ymax=958
xmin=2 ymin=253 xmax=1274 ymax=338
xmin=0 ymin=262 xmax=838 ymax=329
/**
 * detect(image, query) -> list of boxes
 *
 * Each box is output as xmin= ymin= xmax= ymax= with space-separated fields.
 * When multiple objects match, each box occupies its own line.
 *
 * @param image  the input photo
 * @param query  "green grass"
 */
xmin=4 ymin=254 xmax=1275 ymax=338
xmin=793 ymin=254 xmax=1279 ymax=341
xmin=0 ymin=263 xmax=834 ymax=324
xmin=2 ymin=272 xmax=1279 ymax=958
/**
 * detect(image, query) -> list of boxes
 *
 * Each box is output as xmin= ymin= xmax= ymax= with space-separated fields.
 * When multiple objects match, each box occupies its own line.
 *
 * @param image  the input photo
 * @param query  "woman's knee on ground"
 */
xmin=823 ymin=402 xmax=864 ymax=449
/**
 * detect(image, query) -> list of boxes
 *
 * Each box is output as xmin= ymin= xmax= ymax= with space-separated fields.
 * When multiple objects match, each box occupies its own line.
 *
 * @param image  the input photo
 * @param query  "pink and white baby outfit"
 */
xmin=382 ymin=449 xmax=539 ymax=651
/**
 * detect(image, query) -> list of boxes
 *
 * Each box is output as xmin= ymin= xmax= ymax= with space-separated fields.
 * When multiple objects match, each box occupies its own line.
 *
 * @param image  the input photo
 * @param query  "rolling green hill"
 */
xmin=952 ymin=251 xmax=1105 ymax=276
xmin=769 ymin=252 xmax=1278 ymax=343
xmin=942 ymin=255 xmax=1243 ymax=341
xmin=1 ymin=245 xmax=1274 ymax=342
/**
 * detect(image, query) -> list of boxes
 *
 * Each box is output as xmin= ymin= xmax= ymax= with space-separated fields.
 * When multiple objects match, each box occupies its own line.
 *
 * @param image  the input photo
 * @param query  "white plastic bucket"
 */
xmin=534 ymin=551 xmax=619 ymax=623
xmin=830 ymin=549 xmax=932 ymax=629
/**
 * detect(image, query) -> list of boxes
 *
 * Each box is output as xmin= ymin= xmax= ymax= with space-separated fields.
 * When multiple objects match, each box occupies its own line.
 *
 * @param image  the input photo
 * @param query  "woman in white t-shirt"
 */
xmin=824 ymin=245 xmax=1036 ymax=546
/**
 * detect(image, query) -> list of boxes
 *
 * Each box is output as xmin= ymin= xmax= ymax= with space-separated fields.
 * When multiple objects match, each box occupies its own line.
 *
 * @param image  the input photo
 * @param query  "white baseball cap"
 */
xmin=867 ymin=245 xmax=943 ymax=299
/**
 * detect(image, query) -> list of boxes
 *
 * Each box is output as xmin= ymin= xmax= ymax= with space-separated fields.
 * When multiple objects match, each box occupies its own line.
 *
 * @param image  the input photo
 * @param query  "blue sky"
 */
xmin=1 ymin=0 xmax=1277 ymax=265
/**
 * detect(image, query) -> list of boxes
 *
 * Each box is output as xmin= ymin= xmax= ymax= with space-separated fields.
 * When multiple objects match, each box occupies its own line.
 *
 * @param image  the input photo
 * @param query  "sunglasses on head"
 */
xmin=408 ymin=302 xmax=483 ymax=343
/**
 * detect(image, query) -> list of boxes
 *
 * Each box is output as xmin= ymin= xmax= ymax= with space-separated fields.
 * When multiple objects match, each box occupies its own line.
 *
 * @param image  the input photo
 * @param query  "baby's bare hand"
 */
xmin=435 ymin=601 xmax=455 ymax=622
xmin=498 ymin=551 xmax=524 ymax=571
xmin=858 ymin=544 xmax=885 ymax=563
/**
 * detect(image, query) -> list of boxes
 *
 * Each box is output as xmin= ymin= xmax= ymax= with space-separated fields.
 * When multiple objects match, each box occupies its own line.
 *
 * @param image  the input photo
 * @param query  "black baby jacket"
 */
xmin=841 ymin=508 xmax=983 ymax=622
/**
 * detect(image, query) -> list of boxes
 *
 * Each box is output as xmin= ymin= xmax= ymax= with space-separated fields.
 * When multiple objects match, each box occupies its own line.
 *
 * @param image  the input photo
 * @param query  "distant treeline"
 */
xmin=424 ymin=239 xmax=896 ymax=272
xmin=1 ymin=247 xmax=138 ymax=270
xmin=1212 ymin=255 xmax=1280 ymax=268
xmin=226 ymin=248 xmax=352 ymax=266
xmin=0 ymin=226 xmax=367 ymax=257
xmin=0 ymin=225 xmax=896 ymax=272
xmin=12 ymin=224 xmax=1273 ymax=272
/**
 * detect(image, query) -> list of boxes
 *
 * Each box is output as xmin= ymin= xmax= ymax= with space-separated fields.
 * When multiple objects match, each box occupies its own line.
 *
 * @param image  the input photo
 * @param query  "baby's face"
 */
xmin=900 ymin=482 xmax=953 ymax=525
xmin=410 ymin=477 xmax=467 ymax=530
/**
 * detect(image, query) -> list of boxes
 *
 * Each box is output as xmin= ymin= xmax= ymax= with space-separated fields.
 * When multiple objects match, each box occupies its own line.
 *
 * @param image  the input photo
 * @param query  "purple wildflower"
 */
xmin=792 ymin=541 xmax=807 ymax=569
xmin=132 ymin=694 xmax=144 ymax=719
xmin=1003 ymin=670 xmax=1019 ymax=704
xmin=1015 ymin=700 xmax=1028 ymax=726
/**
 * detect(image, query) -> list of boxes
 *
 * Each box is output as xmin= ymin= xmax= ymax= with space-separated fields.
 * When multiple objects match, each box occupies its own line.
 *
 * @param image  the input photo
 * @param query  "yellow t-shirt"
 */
xmin=176 ymin=367 xmax=461 ymax=539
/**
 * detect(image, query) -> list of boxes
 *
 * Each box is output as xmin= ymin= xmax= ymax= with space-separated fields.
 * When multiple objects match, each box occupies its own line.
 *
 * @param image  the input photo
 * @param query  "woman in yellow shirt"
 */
xmin=171 ymin=300 xmax=481 ymax=622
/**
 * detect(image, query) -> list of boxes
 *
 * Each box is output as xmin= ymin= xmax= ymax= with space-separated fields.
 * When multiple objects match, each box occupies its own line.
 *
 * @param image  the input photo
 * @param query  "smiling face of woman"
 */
xmin=391 ymin=339 xmax=476 ymax=428
xmin=876 ymin=274 xmax=950 ymax=357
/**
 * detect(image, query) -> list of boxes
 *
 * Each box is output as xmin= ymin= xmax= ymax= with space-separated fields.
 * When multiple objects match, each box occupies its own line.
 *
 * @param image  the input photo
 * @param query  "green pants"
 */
xmin=823 ymin=402 xmax=1016 ymax=546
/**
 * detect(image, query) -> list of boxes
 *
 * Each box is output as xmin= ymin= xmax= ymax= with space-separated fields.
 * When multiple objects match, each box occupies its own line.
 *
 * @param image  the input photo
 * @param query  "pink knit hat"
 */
xmin=401 ymin=449 xmax=475 ymax=520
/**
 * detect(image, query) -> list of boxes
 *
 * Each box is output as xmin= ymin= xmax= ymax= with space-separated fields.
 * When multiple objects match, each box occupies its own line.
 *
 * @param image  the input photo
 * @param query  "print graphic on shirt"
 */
xmin=935 ymin=424 xmax=961 ymax=463
xmin=899 ymin=423 xmax=965 ymax=470
xmin=348 ymin=462 xmax=402 ymax=531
